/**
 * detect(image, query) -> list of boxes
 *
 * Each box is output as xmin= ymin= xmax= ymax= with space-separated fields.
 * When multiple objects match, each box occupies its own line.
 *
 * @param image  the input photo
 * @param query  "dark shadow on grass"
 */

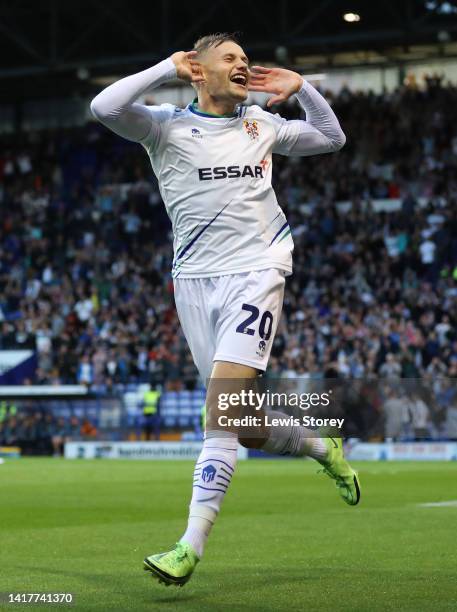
xmin=141 ymin=573 xmax=202 ymax=604
xmin=142 ymin=594 xmax=197 ymax=604
xmin=9 ymin=565 xmax=111 ymax=584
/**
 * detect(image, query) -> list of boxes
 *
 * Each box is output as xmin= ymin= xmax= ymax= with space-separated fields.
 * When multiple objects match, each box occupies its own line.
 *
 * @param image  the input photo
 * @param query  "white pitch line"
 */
xmin=418 ymin=500 xmax=457 ymax=508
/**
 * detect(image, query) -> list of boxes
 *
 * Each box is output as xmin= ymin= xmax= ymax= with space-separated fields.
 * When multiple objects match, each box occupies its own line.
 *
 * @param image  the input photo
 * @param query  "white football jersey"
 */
xmin=142 ymin=101 xmax=301 ymax=278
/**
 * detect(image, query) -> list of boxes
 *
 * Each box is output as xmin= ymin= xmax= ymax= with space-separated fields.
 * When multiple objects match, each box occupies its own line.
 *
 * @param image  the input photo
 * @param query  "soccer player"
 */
xmin=91 ymin=32 xmax=360 ymax=587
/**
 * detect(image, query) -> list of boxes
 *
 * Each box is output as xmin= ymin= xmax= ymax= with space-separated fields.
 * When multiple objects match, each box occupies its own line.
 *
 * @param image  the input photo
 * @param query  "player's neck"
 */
xmin=195 ymin=94 xmax=237 ymax=118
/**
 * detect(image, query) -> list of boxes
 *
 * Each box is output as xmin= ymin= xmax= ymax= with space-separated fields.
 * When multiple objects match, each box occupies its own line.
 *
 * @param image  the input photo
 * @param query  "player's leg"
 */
xmin=209 ymin=269 xmax=360 ymax=505
xmin=144 ymin=359 xmax=257 ymax=586
xmin=210 ymin=269 xmax=329 ymax=457
xmin=252 ymin=410 xmax=360 ymax=505
xmin=144 ymin=278 xmax=259 ymax=585
xmin=144 ymin=277 xmax=215 ymax=585
xmin=178 ymin=360 xmax=258 ymax=557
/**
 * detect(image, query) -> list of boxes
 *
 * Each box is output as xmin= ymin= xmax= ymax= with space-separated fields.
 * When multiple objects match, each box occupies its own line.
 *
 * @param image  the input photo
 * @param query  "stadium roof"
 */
xmin=2 ymin=0 xmax=457 ymax=99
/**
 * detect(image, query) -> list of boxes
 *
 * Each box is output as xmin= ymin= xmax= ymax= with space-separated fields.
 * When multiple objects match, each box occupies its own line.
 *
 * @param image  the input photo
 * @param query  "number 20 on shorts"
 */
xmin=236 ymin=303 xmax=273 ymax=340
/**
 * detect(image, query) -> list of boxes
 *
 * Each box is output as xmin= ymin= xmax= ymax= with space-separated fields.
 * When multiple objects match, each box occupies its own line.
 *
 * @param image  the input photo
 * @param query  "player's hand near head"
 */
xmin=170 ymin=51 xmax=205 ymax=85
xmin=248 ymin=66 xmax=303 ymax=107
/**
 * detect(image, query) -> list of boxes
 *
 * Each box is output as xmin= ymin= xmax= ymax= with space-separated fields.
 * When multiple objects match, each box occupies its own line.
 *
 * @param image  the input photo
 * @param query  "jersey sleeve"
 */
xmin=140 ymin=103 xmax=175 ymax=153
xmin=90 ymin=58 xmax=176 ymax=146
xmin=268 ymin=79 xmax=346 ymax=157
xmin=269 ymin=112 xmax=305 ymax=156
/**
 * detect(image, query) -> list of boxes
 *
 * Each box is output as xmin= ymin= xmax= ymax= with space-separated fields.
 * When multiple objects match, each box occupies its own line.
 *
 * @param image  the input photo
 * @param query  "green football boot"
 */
xmin=143 ymin=541 xmax=199 ymax=587
xmin=318 ymin=437 xmax=361 ymax=506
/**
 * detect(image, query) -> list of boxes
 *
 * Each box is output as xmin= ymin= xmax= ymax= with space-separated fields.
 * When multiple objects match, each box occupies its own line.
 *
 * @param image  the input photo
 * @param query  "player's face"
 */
xmin=200 ymin=41 xmax=250 ymax=102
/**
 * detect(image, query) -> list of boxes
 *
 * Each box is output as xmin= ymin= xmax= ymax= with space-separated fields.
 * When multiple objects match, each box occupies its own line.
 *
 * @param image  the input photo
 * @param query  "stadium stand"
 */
xmin=0 ymin=79 xmax=456 ymax=394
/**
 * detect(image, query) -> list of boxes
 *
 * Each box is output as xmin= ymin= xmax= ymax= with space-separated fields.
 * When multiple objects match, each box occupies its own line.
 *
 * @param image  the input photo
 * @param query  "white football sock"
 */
xmin=180 ymin=431 xmax=237 ymax=558
xmin=261 ymin=410 xmax=328 ymax=461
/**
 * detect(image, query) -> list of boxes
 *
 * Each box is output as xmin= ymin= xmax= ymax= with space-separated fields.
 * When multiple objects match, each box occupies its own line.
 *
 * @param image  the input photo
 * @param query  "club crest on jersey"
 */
xmin=243 ymin=119 xmax=259 ymax=140
xmin=191 ymin=128 xmax=203 ymax=139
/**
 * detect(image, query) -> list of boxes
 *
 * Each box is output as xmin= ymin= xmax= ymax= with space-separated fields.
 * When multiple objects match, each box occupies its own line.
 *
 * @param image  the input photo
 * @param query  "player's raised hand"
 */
xmin=170 ymin=51 xmax=205 ymax=84
xmin=248 ymin=66 xmax=303 ymax=107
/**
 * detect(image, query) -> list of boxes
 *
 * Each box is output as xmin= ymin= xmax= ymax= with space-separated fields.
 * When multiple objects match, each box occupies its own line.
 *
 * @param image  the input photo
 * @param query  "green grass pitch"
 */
xmin=1 ymin=458 xmax=456 ymax=611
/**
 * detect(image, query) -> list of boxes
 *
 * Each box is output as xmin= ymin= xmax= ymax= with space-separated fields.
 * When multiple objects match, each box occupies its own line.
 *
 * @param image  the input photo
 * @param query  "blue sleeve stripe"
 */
xmin=269 ymin=221 xmax=289 ymax=246
xmin=277 ymin=228 xmax=292 ymax=244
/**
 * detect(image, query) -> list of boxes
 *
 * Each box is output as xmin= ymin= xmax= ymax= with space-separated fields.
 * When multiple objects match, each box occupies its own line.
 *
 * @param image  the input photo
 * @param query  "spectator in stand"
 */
xmin=51 ymin=417 xmax=71 ymax=456
xmin=80 ymin=418 xmax=98 ymax=439
xmin=379 ymin=353 xmax=402 ymax=378
xmin=383 ymin=388 xmax=409 ymax=440
xmin=77 ymin=355 xmax=94 ymax=386
xmin=407 ymin=392 xmax=431 ymax=439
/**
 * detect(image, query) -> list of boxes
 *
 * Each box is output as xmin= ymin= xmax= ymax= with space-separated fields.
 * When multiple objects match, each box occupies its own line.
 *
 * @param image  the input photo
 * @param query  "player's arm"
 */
xmin=90 ymin=51 xmax=204 ymax=144
xmin=248 ymin=66 xmax=346 ymax=156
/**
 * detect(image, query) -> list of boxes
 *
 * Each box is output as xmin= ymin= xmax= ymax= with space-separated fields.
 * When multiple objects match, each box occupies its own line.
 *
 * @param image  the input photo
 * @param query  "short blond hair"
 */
xmin=193 ymin=32 xmax=241 ymax=56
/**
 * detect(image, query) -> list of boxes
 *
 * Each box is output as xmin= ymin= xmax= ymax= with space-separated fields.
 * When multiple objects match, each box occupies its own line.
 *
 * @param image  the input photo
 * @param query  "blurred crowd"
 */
xmin=0 ymin=405 xmax=96 ymax=455
xmin=0 ymin=76 xmax=456 ymax=390
xmin=334 ymin=377 xmax=457 ymax=440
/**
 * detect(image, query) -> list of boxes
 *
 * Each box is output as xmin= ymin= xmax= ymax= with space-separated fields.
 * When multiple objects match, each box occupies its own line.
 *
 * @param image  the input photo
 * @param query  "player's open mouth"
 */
xmin=230 ymin=74 xmax=247 ymax=88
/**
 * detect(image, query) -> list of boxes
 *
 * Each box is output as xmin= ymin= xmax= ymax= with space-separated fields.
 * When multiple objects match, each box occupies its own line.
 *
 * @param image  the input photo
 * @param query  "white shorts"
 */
xmin=174 ymin=268 xmax=286 ymax=384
